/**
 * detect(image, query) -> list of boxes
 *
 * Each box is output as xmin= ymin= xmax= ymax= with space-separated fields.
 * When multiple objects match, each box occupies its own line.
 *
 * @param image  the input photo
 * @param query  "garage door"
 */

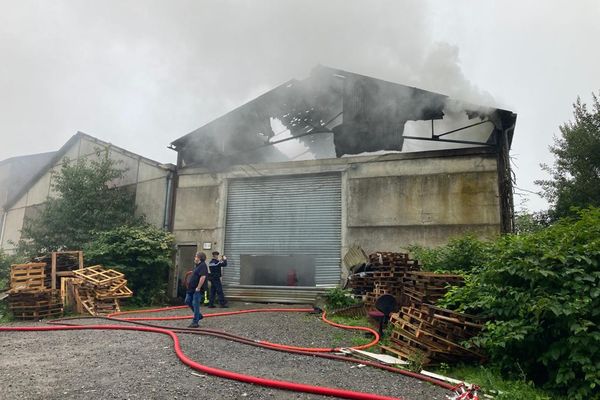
xmin=223 ymin=173 xmax=341 ymax=287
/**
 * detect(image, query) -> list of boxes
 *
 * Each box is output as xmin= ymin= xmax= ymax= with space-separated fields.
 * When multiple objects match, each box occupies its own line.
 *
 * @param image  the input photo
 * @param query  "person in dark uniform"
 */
xmin=207 ymin=251 xmax=228 ymax=308
xmin=184 ymin=252 xmax=209 ymax=328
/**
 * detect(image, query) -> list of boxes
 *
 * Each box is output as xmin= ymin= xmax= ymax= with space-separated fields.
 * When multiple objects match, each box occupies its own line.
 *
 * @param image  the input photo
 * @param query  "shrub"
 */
xmin=85 ymin=224 xmax=175 ymax=306
xmin=324 ymin=287 xmax=356 ymax=310
xmin=409 ymin=234 xmax=491 ymax=274
xmin=440 ymin=208 xmax=600 ymax=399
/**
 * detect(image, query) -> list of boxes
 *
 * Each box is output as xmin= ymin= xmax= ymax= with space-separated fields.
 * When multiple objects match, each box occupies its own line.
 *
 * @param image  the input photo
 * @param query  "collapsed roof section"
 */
xmin=170 ymin=66 xmax=517 ymax=169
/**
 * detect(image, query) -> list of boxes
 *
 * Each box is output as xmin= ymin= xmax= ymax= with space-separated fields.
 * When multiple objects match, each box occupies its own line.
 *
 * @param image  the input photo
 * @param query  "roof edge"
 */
xmin=3 ymin=132 xmax=173 ymax=211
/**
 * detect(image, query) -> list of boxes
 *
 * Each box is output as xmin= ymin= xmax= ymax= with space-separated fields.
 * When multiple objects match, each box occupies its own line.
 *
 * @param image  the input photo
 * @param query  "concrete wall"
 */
xmin=344 ymin=157 xmax=501 ymax=253
xmin=171 ymin=148 xmax=502 ymax=278
xmin=0 ymin=163 xmax=11 ymax=208
xmin=0 ymin=134 xmax=173 ymax=251
xmin=170 ymin=174 xmax=223 ymax=250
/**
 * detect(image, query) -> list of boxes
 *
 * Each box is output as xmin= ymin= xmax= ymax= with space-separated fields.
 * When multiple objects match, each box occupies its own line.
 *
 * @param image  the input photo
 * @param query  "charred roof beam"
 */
xmin=403 ymin=119 xmax=497 ymax=147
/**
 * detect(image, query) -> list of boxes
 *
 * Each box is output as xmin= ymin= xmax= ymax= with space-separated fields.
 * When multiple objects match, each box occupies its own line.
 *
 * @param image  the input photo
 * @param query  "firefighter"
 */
xmin=207 ymin=251 xmax=228 ymax=308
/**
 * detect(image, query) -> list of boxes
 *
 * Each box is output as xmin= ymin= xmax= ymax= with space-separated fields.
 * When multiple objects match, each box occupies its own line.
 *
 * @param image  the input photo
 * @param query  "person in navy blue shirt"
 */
xmin=207 ymin=251 xmax=228 ymax=308
xmin=185 ymin=252 xmax=209 ymax=328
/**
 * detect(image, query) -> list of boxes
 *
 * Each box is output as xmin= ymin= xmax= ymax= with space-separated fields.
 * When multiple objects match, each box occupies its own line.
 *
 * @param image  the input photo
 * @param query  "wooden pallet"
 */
xmin=417 ymin=304 xmax=483 ymax=326
xmin=11 ymin=308 xmax=63 ymax=320
xmin=379 ymin=344 xmax=436 ymax=366
xmin=401 ymin=306 xmax=482 ymax=335
xmin=329 ymin=303 xmax=368 ymax=318
xmin=95 ymin=285 xmax=133 ymax=299
xmin=389 ymin=304 xmax=486 ymax=365
xmin=8 ymin=288 xmax=63 ymax=320
xmin=79 ymin=295 xmax=96 ymax=315
xmin=10 ymin=263 xmax=46 ymax=292
xmin=73 ymin=265 xmax=124 ymax=286
xmin=403 ymin=271 xmax=464 ymax=287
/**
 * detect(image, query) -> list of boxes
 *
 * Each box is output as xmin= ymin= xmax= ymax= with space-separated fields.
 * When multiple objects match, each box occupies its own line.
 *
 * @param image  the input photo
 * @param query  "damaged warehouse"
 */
xmin=168 ymin=66 xmax=517 ymax=302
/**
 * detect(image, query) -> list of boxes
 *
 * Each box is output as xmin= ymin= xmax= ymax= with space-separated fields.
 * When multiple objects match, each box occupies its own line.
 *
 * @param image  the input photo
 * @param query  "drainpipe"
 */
xmin=163 ymin=169 xmax=175 ymax=231
xmin=162 ymin=157 xmax=180 ymax=298
xmin=0 ymin=210 xmax=6 ymax=250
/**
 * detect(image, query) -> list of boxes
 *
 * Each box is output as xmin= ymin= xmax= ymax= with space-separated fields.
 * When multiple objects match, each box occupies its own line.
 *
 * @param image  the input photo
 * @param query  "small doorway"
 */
xmin=175 ymin=245 xmax=197 ymax=298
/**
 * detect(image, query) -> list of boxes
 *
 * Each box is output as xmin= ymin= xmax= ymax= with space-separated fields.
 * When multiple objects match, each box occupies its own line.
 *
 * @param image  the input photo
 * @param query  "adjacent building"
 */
xmin=0 ymin=132 xmax=176 ymax=252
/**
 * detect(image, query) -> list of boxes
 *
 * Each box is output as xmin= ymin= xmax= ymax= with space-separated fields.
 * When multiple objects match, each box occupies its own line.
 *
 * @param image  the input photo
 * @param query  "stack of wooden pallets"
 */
xmin=402 ymin=271 xmax=464 ymax=304
xmin=382 ymin=303 xmax=484 ymax=365
xmin=32 ymin=251 xmax=84 ymax=290
xmin=348 ymin=252 xmax=420 ymax=305
xmin=369 ymin=252 xmax=420 ymax=270
xmin=7 ymin=263 xmax=63 ymax=320
xmin=67 ymin=265 xmax=132 ymax=315
xmin=344 ymin=249 xmax=484 ymax=365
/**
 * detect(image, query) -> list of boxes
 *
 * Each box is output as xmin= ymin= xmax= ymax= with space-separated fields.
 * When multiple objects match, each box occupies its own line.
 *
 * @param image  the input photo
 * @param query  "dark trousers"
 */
xmin=208 ymin=277 xmax=227 ymax=306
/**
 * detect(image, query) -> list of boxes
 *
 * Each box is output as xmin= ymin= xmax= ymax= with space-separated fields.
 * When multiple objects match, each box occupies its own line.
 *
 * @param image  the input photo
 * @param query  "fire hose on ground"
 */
xmin=0 ymin=305 xmax=458 ymax=400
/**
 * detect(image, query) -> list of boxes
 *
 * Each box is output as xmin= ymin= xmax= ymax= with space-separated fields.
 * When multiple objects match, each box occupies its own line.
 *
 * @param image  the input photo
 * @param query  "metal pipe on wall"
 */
xmin=0 ymin=210 xmax=7 ymax=249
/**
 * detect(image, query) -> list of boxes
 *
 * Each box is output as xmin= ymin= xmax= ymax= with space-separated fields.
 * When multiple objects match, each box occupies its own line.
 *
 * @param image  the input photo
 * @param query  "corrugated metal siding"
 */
xmin=223 ymin=173 xmax=341 ymax=287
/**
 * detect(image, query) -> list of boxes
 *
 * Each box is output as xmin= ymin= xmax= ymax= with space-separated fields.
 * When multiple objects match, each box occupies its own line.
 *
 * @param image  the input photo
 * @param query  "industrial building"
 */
xmin=167 ymin=66 xmax=517 ymax=302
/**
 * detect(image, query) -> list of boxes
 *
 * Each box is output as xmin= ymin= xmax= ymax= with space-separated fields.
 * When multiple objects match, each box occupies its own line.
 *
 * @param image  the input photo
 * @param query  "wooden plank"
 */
xmin=345 ymin=348 xmax=409 ymax=365
xmin=51 ymin=252 xmax=57 ymax=290
xmin=95 ymin=285 xmax=132 ymax=299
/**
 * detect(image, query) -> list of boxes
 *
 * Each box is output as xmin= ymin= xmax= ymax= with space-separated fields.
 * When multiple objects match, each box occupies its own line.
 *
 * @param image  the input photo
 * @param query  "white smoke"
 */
xmin=0 ymin=0 xmax=499 ymax=163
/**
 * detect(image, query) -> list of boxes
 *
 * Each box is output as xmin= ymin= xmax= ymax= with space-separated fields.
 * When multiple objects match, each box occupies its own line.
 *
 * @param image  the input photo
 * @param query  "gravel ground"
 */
xmin=0 ymin=302 xmax=450 ymax=400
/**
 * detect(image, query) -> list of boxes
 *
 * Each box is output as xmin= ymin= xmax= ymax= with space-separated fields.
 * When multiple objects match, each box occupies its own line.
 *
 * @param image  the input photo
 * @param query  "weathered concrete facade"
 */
xmin=0 ymin=132 xmax=175 ymax=252
xmin=170 ymin=147 xmax=503 ymax=296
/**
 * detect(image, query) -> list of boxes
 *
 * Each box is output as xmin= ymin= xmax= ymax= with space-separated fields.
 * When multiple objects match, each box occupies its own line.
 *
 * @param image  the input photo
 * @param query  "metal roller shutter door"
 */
xmin=223 ymin=173 xmax=341 ymax=287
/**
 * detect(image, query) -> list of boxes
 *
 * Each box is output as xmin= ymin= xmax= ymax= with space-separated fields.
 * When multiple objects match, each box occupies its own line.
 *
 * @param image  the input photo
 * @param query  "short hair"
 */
xmin=212 ymin=251 xmax=220 ymax=256
xmin=195 ymin=252 xmax=207 ymax=261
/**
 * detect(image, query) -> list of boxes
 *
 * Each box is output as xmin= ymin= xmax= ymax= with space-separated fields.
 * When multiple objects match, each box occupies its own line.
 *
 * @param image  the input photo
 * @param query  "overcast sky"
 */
xmin=1 ymin=0 xmax=599 ymax=211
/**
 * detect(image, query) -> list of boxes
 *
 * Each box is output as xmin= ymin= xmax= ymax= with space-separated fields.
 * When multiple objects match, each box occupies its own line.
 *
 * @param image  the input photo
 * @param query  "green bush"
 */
xmin=409 ymin=234 xmax=491 ymax=274
xmin=84 ymin=224 xmax=175 ymax=306
xmin=0 ymin=251 xmax=25 ymax=291
xmin=440 ymin=208 xmax=600 ymax=399
xmin=324 ymin=287 xmax=356 ymax=310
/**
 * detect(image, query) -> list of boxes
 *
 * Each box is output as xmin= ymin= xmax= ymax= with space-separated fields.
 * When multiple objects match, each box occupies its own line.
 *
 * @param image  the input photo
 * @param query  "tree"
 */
xmin=537 ymin=93 xmax=600 ymax=219
xmin=19 ymin=151 xmax=139 ymax=253
xmin=513 ymin=209 xmax=551 ymax=234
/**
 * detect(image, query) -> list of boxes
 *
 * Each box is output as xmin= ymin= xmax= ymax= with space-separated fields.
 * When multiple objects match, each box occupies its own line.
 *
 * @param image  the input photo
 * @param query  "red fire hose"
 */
xmin=1 ymin=306 xmax=456 ymax=399
xmin=110 ymin=306 xmax=380 ymax=352
xmin=47 ymin=314 xmax=456 ymax=390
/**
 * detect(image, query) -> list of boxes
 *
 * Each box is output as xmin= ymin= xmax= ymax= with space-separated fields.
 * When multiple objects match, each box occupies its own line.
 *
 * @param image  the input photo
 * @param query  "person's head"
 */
xmin=194 ymin=252 xmax=206 ymax=263
xmin=212 ymin=251 xmax=220 ymax=258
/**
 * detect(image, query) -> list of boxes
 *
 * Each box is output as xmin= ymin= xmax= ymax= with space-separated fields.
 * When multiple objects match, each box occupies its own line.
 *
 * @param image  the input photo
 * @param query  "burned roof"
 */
xmin=171 ymin=65 xmax=516 ymax=169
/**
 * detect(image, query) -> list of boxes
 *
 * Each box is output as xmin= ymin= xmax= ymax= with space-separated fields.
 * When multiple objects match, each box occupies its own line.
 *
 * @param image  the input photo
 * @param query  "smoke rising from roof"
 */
xmin=1 ymin=0 xmax=496 ymax=165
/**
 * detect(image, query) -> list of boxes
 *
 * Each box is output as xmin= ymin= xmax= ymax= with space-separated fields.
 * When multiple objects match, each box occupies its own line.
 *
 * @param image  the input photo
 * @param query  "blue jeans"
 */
xmin=184 ymin=291 xmax=203 ymax=324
